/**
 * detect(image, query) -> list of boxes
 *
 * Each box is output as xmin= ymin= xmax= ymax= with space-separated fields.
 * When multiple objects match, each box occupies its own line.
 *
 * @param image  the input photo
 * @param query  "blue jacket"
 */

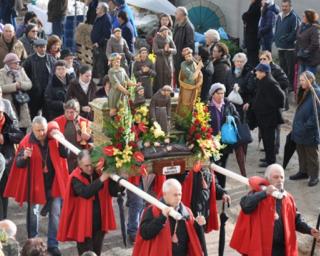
xmin=258 ymin=4 xmax=279 ymax=40
xmin=91 ymin=13 xmax=112 ymax=46
xmin=120 ymin=21 xmax=134 ymax=52
xmin=111 ymin=4 xmax=137 ymax=37
xmin=274 ymin=10 xmax=300 ymax=49
xmin=292 ymin=85 xmax=320 ymax=146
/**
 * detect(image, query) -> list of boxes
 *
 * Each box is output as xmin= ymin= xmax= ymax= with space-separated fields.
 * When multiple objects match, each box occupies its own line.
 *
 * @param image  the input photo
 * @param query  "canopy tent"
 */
xmin=126 ymin=0 xmax=176 ymax=16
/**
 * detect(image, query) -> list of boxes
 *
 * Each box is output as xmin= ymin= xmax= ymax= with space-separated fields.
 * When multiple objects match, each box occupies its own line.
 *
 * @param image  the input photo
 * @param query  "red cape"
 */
xmin=182 ymin=170 xmax=219 ymax=232
xmin=57 ymin=167 xmax=116 ymax=242
xmin=4 ymin=134 xmax=69 ymax=206
xmin=132 ymin=205 xmax=204 ymax=256
xmin=230 ymin=176 xmax=298 ymax=256
xmin=54 ymin=115 xmax=90 ymax=134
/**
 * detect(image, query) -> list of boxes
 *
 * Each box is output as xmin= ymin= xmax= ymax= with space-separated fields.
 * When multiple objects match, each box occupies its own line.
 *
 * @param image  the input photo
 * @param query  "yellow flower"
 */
xmin=153 ymin=122 xmax=165 ymax=138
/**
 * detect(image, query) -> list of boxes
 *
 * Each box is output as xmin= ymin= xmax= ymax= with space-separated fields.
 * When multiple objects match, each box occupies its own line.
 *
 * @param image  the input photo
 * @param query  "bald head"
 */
xmin=265 ymin=164 xmax=285 ymax=190
xmin=0 ymin=219 xmax=17 ymax=238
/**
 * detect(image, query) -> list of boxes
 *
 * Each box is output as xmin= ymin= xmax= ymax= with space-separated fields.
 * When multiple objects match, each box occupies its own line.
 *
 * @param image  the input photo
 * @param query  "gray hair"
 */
xmin=204 ymin=29 xmax=220 ymax=43
xmin=265 ymin=164 xmax=285 ymax=180
xmin=32 ymin=116 xmax=47 ymax=126
xmin=81 ymin=251 xmax=97 ymax=256
xmin=300 ymin=71 xmax=316 ymax=84
xmin=0 ymin=219 xmax=17 ymax=238
xmin=176 ymin=6 xmax=188 ymax=16
xmin=77 ymin=149 xmax=91 ymax=164
xmin=232 ymin=52 xmax=248 ymax=64
xmin=3 ymin=24 xmax=15 ymax=32
xmin=162 ymin=178 xmax=181 ymax=194
xmin=64 ymin=99 xmax=80 ymax=112
xmin=98 ymin=2 xmax=109 ymax=13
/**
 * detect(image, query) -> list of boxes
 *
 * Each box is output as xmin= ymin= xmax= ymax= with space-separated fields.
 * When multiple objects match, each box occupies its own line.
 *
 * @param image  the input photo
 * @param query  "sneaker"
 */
xmin=47 ymin=247 xmax=62 ymax=256
xmin=289 ymin=172 xmax=309 ymax=180
xmin=308 ymin=177 xmax=319 ymax=187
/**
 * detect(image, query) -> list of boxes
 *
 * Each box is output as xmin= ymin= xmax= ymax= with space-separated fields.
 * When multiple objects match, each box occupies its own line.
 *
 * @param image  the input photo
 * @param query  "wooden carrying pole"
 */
xmin=51 ymin=131 xmax=183 ymax=220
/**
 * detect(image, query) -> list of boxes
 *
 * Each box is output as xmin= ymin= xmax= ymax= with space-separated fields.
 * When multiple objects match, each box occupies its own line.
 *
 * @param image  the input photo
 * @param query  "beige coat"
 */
xmin=0 ymin=67 xmax=32 ymax=128
xmin=0 ymin=35 xmax=27 ymax=68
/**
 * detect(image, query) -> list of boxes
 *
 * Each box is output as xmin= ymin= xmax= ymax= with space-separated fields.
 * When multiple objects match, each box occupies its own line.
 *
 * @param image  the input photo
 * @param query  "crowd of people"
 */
xmin=0 ymin=0 xmax=320 ymax=255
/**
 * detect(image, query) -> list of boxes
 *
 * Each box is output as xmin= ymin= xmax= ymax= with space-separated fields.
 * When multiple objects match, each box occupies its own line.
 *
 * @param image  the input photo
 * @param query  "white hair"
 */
xmin=0 ymin=219 xmax=17 ymax=238
xmin=98 ymin=2 xmax=109 ymax=12
xmin=32 ymin=116 xmax=47 ymax=126
xmin=204 ymin=29 xmax=220 ymax=43
xmin=3 ymin=24 xmax=15 ymax=32
xmin=232 ymin=52 xmax=248 ymax=64
xmin=162 ymin=178 xmax=181 ymax=194
xmin=265 ymin=164 xmax=285 ymax=180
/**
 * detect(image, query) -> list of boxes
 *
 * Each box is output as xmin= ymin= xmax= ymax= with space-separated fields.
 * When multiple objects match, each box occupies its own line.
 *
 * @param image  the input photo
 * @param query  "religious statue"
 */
xmin=176 ymin=47 xmax=203 ymax=117
xmin=108 ymin=52 xmax=136 ymax=116
xmin=149 ymin=85 xmax=173 ymax=133
xmin=133 ymin=85 xmax=146 ymax=108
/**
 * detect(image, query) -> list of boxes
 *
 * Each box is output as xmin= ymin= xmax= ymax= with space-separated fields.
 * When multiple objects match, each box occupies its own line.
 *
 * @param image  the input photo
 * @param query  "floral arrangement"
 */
xmin=91 ymin=98 xmax=147 ymax=176
xmin=187 ymin=100 xmax=224 ymax=161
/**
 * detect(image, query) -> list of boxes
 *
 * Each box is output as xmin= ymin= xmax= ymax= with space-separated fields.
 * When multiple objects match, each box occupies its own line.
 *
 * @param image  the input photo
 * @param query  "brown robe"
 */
xmin=152 ymin=34 xmax=176 ymax=92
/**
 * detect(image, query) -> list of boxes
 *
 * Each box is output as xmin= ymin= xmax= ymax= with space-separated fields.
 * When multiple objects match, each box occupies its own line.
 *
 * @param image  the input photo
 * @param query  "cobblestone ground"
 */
xmin=7 ymin=95 xmax=320 ymax=255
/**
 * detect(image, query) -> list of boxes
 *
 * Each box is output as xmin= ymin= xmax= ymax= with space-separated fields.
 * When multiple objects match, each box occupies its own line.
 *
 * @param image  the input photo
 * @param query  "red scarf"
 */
xmin=0 ymin=114 xmax=5 ymax=133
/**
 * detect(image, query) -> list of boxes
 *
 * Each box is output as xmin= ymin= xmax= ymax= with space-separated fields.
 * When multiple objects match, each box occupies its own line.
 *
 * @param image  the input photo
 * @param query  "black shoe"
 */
xmin=259 ymin=158 xmax=267 ymax=162
xmin=308 ymin=177 xmax=319 ymax=187
xmin=259 ymin=162 xmax=269 ymax=168
xmin=47 ymin=247 xmax=62 ymax=256
xmin=128 ymin=234 xmax=136 ymax=245
xmin=289 ymin=172 xmax=309 ymax=180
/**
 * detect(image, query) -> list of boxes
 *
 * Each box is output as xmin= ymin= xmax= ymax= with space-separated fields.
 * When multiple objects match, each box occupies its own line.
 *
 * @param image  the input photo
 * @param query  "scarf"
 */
xmin=4 ymin=64 xmax=21 ymax=82
xmin=0 ymin=114 xmax=6 ymax=133
xmin=211 ymin=98 xmax=225 ymax=112
xmin=79 ymin=79 xmax=90 ymax=94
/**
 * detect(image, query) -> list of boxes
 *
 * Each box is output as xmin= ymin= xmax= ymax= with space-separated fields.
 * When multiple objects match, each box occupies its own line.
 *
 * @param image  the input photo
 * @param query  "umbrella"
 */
xmin=117 ymin=191 xmax=127 ymax=247
xmin=218 ymin=202 xmax=229 ymax=256
xmin=283 ymin=132 xmax=296 ymax=169
xmin=310 ymin=211 xmax=320 ymax=256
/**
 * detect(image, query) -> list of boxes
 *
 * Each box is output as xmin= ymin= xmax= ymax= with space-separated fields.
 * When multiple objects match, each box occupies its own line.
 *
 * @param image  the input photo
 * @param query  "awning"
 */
xmin=126 ymin=0 xmax=176 ymax=16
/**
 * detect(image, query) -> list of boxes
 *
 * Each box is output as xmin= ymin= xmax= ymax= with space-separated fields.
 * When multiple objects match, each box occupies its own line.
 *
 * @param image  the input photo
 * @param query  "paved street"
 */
xmin=7 ymin=98 xmax=320 ymax=255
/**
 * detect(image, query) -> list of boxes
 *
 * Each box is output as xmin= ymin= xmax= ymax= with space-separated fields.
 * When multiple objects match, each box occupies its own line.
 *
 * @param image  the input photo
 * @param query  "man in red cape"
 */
xmin=133 ymin=178 xmax=206 ymax=256
xmin=4 ymin=117 xmax=69 ymax=256
xmin=230 ymin=164 xmax=320 ymax=256
xmin=57 ymin=150 xmax=116 ymax=255
xmin=181 ymin=165 xmax=231 ymax=233
xmin=54 ymin=99 xmax=92 ymax=171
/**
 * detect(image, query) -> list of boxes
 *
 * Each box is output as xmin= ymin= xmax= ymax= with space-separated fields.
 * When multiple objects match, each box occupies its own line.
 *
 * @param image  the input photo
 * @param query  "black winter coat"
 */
xmin=66 ymin=79 xmax=97 ymax=120
xmin=47 ymin=0 xmax=68 ymax=22
xmin=173 ymin=19 xmax=195 ymax=69
xmin=44 ymin=74 xmax=72 ymax=121
xmin=212 ymin=56 xmax=231 ymax=85
xmin=252 ymin=74 xmax=285 ymax=128
xmin=242 ymin=0 xmax=261 ymax=50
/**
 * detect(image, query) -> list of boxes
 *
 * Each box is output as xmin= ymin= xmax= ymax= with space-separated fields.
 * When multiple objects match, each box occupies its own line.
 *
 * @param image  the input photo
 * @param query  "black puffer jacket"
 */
xmin=211 ymin=56 xmax=231 ymax=84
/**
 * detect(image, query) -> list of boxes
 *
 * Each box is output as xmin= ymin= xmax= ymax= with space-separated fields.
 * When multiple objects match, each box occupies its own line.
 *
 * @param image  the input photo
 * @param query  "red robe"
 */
xmin=182 ymin=170 xmax=219 ymax=232
xmin=57 ymin=167 xmax=116 ymax=243
xmin=4 ymin=133 xmax=69 ymax=206
xmin=54 ymin=115 xmax=90 ymax=134
xmin=133 ymin=205 xmax=204 ymax=256
xmin=230 ymin=176 xmax=298 ymax=256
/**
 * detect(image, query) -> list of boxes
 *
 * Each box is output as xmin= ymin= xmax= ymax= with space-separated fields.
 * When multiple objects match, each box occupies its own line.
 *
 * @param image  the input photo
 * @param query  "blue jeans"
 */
xmin=51 ymin=17 xmax=65 ymax=38
xmin=126 ymin=187 xmax=144 ymax=237
xmin=299 ymin=64 xmax=318 ymax=75
xmin=27 ymin=198 xmax=62 ymax=248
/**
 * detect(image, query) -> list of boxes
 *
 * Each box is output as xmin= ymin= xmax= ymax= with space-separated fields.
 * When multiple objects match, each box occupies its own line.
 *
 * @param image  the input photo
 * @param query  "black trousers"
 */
xmin=0 ymin=172 xmax=8 ymax=220
xmin=260 ymin=126 xmax=276 ymax=165
xmin=77 ymin=230 xmax=105 ymax=256
xmin=278 ymin=50 xmax=296 ymax=90
xmin=246 ymin=48 xmax=260 ymax=68
xmin=92 ymin=44 xmax=107 ymax=82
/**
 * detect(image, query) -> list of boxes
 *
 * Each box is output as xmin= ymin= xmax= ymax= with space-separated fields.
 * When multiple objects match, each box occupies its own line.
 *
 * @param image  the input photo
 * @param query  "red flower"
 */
xmin=195 ymin=133 xmax=201 ymax=140
xmin=115 ymin=132 xmax=121 ymax=140
xmin=133 ymin=151 xmax=144 ymax=162
xmin=138 ymin=122 xmax=147 ymax=133
xmin=208 ymin=127 xmax=213 ymax=134
xmin=206 ymin=133 xmax=212 ymax=139
xmin=118 ymin=127 xmax=125 ymax=133
xmin=189 ymin=125 xmax=196 ymax=133
xmin=103 ymin=146 xmax=115 ymax=156
xmin=114 ymin=115 xmax=121 ymax=122
xmin=116 ymin=143 xmax=123 ymax=150
xmin=201 ymin=126 xmax=207 ymax=132
xmin=129 ymin=141 xmax=138 ymax=148
xmin=140 ymin=164 xmax=148 ymax=176
xmin=194 ymin=119 xmax=200 ymax=125
xmin=95 ymin=157 xmax=105 ymax=173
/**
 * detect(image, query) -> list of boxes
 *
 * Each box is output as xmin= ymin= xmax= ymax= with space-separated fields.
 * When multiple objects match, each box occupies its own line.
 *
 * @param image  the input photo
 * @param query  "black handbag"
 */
xmin=13 ymin=90 xmax=30 ymax=104
xmin=237 ymin=112 xmax=253 ymax=144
